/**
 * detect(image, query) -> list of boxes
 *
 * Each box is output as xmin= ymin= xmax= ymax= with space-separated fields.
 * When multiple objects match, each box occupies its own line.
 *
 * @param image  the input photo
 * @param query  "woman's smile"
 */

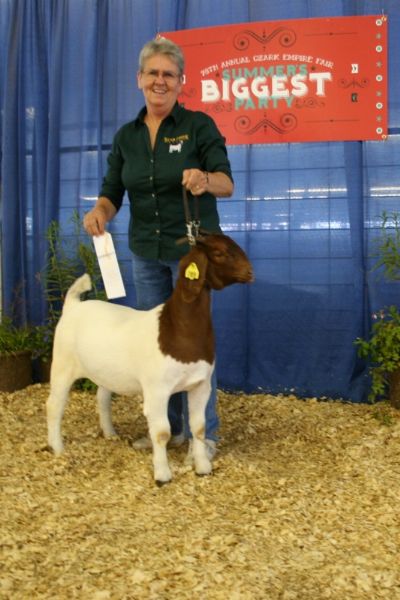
xmin=138 ymin=55 xmax=182 ymax=116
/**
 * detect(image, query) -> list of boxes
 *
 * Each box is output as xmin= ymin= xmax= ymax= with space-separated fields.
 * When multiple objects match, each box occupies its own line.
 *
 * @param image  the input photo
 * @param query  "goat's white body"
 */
xmin=47 ymin=274 xmax=214 ymax=483
xmin=47 ymin=235 xmax=254 ymax=485
xmin=54 ymin=300 xmax=211 ymax=396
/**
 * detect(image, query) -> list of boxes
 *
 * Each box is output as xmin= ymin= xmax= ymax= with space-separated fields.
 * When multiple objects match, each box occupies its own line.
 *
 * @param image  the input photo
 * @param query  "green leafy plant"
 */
xmin=36 ymin=210 xmax=106 ymax=362
xmin=0 ymin=212 xmax=105 ymax=389
xmin=0 ymin=316 xmax=39 ymax=356
xmin=355 ymin=306 xmax=400 ymax=401
xmin=355 ymin=211 xmax=400 ymax=404
xmin=373 ymin=211 xmax=400 ymax=281
xmin=32 ymin=211 xmax=107 ymax=390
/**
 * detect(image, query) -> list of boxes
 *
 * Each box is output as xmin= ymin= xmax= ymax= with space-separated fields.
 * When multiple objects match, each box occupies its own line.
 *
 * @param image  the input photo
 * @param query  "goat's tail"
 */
xmin=63 ymin=273 xmax=92 ymax=309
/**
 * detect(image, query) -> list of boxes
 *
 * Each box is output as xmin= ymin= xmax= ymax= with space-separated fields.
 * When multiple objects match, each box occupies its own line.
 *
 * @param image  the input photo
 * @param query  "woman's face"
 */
xmin=137 ymin=54 xmax=182 ymax=115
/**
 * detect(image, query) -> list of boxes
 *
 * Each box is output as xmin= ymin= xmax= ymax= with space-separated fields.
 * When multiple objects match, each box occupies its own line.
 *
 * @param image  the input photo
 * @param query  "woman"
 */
xmin=83 ymin=37 xmax=234 ymax=460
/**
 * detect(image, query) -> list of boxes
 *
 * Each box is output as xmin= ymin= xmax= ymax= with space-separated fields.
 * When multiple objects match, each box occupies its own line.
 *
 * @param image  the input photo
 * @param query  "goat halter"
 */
xmin=181 ymin=186 xmax=200 ymax=246
xmin=176 ymin=186 xmax=214 ymax=247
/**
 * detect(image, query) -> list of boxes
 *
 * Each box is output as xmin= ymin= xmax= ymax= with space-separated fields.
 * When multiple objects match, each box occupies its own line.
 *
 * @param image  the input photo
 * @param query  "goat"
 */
xmin=46 ymin=233 xmax=254 ymax=484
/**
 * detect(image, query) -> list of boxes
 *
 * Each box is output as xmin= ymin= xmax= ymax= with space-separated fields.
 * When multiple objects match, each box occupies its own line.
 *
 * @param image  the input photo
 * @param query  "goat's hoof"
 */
xmin=39 ymin=444 xmax=53 ymax=453
xmin=96 ymin=426 xmax=118 ymax=439
xmin=194 ymin=458 xmax=212 ymax=477
xmin=104 ymin=432 xmax=119 ymax=440
xmin=195 ymin=463 xmax=213 ymax=477
xmin=155 ymin=479 xmax=171 ymax=487
xmin=47 ymin=443 xmax=64 ymax=456
xmin=154 ymin=465 xmax=172 ymax=485
xmin=195 ymin=468 xmax=213 ymax=477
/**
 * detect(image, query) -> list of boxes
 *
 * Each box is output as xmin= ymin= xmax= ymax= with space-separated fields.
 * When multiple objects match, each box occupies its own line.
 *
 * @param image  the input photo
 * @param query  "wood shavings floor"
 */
xmin=1 ymin=384 xmax=400 ymax=599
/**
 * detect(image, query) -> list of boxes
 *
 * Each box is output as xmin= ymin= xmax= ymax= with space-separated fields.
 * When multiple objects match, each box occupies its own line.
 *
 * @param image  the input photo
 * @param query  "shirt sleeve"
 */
xmin=99 ymin=131 xmax=126 ymax=211
xmin=194 ymin=113 xmax=234 ymax=181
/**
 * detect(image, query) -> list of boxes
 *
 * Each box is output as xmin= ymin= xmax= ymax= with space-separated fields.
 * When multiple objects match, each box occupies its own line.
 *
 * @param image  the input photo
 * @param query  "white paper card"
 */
xmin=93 ymin=232 xmax=126 ymax=299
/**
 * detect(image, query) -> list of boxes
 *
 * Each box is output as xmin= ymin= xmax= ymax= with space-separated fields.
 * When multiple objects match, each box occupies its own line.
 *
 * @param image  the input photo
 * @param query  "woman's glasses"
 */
xmin=141 ymin=69 xmax=181 ymax=82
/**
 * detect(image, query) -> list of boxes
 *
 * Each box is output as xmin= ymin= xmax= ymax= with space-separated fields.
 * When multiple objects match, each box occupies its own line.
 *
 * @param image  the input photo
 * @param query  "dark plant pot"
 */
xmin=388 ymin=370 xmax=400 ymax=409
xmin=32 ymin=357 xmax=52 ymax=384
xmin=0 ymin=351 xmax=33 ymax=392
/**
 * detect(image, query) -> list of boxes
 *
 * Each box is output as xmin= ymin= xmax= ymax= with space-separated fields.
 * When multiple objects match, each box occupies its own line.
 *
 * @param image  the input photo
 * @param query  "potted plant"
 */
xmin=355 ymin=212 xmax=400 ymax=407
xmin=33 ymin=211 xmax=106 ymax=382
xmin=0 ymin=212 xmax=105 ymax=389
xmin=355 ymin=306 xmax=400 ymax=407
xmin=0 ymin=317 xmax=40 ymax=392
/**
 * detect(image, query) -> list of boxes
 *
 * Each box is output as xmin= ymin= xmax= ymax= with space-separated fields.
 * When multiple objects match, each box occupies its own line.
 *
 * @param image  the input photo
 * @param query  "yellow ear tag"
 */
xmin=185 ymin=262 xmax=200 ymax=280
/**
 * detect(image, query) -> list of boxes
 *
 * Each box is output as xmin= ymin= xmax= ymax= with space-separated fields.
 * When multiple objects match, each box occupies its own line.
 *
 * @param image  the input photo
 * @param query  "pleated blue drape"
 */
xmin=1 ymin=0 xmax=400 ymax=400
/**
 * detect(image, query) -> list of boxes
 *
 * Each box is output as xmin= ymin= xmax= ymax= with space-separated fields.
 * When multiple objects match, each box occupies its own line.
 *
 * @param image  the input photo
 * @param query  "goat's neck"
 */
xmin=158 ymin=286 xmax=215 ymax=365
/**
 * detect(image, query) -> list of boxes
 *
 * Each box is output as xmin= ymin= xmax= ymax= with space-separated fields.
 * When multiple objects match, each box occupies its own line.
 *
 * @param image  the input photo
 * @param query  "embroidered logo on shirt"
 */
xmin=164 ymin=134 xmax=189 ymax=154
xmin=169 ymin=142 xmax=182 ymax=153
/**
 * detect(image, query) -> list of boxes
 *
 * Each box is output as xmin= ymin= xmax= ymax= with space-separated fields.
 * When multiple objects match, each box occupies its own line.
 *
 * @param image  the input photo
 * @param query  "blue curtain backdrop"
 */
xmin=1 ymin=0 xmax=400 ymax=401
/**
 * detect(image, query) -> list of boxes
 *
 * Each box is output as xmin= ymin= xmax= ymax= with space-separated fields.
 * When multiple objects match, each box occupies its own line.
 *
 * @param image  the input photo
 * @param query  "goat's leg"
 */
xmin=143 ymin=391 xmax=172 ymax=484
xmin=187 ymin=380 xmax=212 ymax=476
xmin=96 ymin=386 xmax=117 ymax=437
xmin=46 ymin=375 xmax=74 ymax=455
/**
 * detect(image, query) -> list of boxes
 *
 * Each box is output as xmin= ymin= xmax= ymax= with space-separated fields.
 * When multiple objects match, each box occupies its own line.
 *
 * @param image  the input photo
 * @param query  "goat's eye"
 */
xmin=211 ymin=250 xmax=224 ymax=261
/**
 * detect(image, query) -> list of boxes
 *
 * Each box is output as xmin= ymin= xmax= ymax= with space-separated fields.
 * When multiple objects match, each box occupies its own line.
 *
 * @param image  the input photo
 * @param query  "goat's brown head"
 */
xmin=178 ymin=234 xmax=254 ymax=303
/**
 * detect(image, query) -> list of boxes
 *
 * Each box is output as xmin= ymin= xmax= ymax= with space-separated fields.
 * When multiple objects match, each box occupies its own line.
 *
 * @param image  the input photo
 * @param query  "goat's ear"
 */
xmin=179 ymin=247 xmax=208 ymax=303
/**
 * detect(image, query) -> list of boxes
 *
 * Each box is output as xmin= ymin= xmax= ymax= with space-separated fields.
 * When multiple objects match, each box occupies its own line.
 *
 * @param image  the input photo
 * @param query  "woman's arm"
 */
xmin=182 ymin=169 xmax=234 ymax=197
xmin=83 ymin=196 xmax=117 ymax=236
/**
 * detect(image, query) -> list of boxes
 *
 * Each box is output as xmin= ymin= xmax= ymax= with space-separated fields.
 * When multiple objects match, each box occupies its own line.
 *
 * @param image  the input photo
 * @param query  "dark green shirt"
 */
xmin=100 ymin=102 xmax=233 ymax=260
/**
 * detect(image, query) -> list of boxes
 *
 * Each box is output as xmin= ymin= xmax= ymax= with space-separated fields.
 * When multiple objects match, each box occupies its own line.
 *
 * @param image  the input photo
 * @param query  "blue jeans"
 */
xmin=132 ymin=253 xmax=219 ymax=441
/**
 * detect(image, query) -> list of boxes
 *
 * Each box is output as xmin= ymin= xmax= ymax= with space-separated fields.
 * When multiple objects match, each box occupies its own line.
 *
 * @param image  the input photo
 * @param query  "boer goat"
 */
xmin=46 ymin=234 xmax=254 ymax=484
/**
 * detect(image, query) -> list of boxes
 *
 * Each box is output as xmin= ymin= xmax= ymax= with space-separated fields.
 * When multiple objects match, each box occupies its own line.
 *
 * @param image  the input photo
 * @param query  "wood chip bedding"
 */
xmin=1 ymin=385 xmax=399 ymax=599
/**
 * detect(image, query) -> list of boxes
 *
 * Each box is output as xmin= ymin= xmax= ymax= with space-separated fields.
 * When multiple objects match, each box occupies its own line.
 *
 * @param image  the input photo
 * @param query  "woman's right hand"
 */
xmin=83 ymin=197 xmax=117 ymax=236
xmin=83 ymin=207 xmax=108 ymax=236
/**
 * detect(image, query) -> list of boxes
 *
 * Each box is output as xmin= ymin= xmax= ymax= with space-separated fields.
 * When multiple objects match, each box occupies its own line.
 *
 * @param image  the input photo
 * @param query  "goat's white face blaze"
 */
xmin=46 ymin=234 xmax=253 ymax=485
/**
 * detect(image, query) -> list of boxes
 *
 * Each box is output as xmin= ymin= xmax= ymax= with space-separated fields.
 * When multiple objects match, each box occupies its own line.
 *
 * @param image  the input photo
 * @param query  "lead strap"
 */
xmin=182 ymin=186 xmax=200 ymax=246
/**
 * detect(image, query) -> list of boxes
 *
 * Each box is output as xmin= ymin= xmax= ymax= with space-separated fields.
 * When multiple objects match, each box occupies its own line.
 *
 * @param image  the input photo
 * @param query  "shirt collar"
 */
xmin=135 ymin=102 xmax=182 ymax=127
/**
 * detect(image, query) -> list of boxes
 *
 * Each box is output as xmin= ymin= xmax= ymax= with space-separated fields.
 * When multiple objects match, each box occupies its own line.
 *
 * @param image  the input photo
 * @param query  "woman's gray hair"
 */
xmin=139 ymin=37 xmax=185 ymax=75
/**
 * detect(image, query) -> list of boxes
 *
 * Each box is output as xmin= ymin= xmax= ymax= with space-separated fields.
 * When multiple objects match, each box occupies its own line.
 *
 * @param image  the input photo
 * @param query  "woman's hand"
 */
xmin=182 ymin=168 xmax=209 ymax=196
xmin=83 ymin=197 xmax=117 ymax=236
xmin=182 ymin=169 xmax=233 ymax=197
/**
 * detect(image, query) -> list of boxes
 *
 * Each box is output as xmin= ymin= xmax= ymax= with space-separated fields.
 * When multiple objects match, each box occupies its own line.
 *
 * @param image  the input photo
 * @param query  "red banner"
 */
xmin=162 ymin=15 xmax=388 ymax=145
